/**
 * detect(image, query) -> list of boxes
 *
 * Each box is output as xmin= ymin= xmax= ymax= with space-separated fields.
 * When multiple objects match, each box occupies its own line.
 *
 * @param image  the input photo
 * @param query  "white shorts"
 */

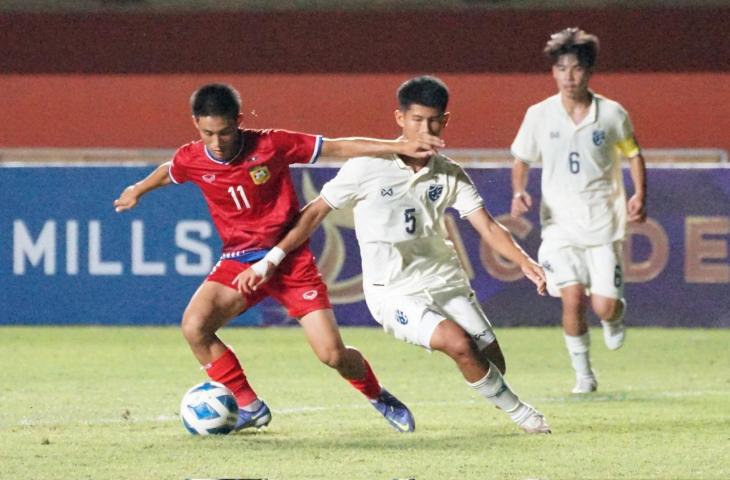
xmin=538 ymin=239 xmax=624 ymax=299
xmin=365 ymin=287 xmax=496 ymax=350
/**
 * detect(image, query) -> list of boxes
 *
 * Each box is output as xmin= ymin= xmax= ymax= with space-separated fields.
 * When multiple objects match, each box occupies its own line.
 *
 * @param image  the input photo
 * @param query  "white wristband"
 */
xmin=264 ymin=247 xmax=286 ymax=266
xmin=250 ymin=247 xmax=286 ymax=277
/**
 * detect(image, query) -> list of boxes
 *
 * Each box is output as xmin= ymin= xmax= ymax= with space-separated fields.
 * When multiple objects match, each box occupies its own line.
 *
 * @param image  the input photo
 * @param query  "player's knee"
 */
xmin=561 ymin=284 xmax=585 ymax=302
xmin=181 ymin=311 xmax=211 ymax=345
xmin=562 ymin=294 xmax=583 ymax=311
xmin=317 ymin=346 xmax=345 ymax=370
xmin=443 ymin=332 xmax=478 ymax=364
xmin=592 ymin=298 xmax=618 ymax=320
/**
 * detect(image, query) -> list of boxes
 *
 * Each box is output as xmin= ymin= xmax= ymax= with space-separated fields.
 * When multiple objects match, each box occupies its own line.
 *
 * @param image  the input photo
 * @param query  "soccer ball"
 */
xmin=180 ymin=381 xmax=238 ymax=435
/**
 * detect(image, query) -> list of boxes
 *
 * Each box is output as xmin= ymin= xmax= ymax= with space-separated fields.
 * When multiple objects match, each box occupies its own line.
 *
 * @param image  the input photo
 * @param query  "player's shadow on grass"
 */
xmin=229 ymin=428 xmax=531 ymax=449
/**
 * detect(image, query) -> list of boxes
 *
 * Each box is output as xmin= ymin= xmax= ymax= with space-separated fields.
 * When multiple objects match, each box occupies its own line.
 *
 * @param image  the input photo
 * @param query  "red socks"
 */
xmin=204 ymin=348 xmax=258 ymax=407
xmin=205 ymin=348 xmax=382 ymax=405
xmin=347 ymin=358 xmax=382 ymax=400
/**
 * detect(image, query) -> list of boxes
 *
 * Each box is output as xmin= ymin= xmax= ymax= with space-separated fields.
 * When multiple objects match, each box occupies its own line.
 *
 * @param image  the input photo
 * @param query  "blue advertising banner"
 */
xmin=1 ymin=165 xmax=728 ymax=327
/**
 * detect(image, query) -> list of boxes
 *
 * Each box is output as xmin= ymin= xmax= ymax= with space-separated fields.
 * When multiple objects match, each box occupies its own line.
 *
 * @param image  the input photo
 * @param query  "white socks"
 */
xmin=564 ymin=332 xmax=593 ymax=378
xmin=467 ymin=361 xmax=521 ymax=414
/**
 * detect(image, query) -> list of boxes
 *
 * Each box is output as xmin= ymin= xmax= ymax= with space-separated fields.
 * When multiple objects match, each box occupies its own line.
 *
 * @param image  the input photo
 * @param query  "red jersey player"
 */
xmin=113 ymin=83 xmax=444 ymax=432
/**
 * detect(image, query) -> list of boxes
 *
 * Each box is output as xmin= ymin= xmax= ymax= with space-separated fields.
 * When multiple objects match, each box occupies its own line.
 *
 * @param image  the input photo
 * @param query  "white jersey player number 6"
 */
xmin=568 ymin=151 xmax=580 ymax=174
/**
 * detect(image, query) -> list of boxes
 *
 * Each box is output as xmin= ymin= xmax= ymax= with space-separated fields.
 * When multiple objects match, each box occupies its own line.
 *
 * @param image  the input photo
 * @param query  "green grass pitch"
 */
xmin=1 ymin=326 xmax=728 ymax=480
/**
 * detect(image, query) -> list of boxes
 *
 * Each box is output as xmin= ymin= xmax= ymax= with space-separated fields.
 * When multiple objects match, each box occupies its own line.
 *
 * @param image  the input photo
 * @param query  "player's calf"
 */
xmin=601 ymin=298 xmax=626 ymax=351
xmin=468 ymin=361 xmax=550 ymax=434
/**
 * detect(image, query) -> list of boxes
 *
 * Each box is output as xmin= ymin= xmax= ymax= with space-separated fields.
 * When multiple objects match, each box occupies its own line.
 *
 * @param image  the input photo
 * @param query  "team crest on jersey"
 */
xmin=427 ymin=184 xmax=443 ymax=202
xmin=249 ymin=165 xmax=270 ymax=185
xmin=202 ymin=174 xmax=216 ymax=184
xmin=593 ymin=130 xmax=606 ymax=146
xmin=395 ymin=309 xmax=408 ymax=325
xmin=380 ymin=187 xmax=394 ymax=197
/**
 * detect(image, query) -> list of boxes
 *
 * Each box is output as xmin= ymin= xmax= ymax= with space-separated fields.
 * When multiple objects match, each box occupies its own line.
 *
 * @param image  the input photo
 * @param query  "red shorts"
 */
xmin=207 ymin=245 xmax=331 ymax=318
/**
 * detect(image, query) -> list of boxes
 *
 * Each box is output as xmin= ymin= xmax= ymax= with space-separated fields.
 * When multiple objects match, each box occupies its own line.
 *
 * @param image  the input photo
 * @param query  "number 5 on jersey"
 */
xmin=228 ymin=185 xmax=251 ymax=210
xmin=404 ymin=207 xmax=416 ymax=234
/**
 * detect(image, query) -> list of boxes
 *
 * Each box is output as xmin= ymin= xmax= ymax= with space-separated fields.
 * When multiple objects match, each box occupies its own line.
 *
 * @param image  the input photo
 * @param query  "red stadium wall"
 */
xmin=2 ymin=73 xmax=728 ymax=151
xmin=1 ymin=8 xmax=728 ymax=151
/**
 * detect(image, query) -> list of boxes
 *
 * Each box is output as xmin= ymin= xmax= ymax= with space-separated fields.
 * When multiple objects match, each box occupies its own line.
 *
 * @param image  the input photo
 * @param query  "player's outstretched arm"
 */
xmin=321 ymin=133 xmax=444 ymax=160
xmin=510 ymin=159 xmax=533 ymax=217
xmin=466 ymin=208 xmax=546 ymax=295
xmin=627 ymin=153 xmax=647 ymax=223
xmin=113 ymin=161 xmax=173 ymax=212
xmin=234 ymin=197 xmax=334 ymax=295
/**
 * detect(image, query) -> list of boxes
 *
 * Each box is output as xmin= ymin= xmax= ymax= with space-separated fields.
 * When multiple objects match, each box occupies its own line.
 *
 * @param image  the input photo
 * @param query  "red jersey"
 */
xmin=169 ymin=129 xmax=322 ymax=256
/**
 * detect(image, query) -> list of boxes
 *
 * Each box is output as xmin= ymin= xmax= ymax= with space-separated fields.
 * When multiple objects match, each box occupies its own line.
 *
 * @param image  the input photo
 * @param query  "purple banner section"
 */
xmin=0 ymin=166 xmax=728 ymax=327
xmin=294 ymin=167 xmax=730 ymax=328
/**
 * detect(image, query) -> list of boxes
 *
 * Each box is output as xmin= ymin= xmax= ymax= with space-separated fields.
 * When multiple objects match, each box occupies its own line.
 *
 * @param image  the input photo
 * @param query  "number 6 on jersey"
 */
xmin=568 ymin=151 xmax=580 ymax=174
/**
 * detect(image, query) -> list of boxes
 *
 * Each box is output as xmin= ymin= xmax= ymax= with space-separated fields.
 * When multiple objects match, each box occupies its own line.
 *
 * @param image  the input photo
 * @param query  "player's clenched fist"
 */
xmin=114 ymin=185 xmax=140 ymax=212
xmin=511 ymin=191 xmax=533 ymax=217
xmin=520 ymin=259 xmax=547 ymax=296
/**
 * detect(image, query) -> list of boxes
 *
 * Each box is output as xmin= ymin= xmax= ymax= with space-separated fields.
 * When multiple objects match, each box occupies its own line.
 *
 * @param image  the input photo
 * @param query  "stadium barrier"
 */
xmin=1 ymin=161 xmax=727 ymax=327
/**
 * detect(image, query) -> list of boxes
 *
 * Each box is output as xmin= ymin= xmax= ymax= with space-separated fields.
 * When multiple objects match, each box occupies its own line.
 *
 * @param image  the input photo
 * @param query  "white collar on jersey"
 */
xmin=393 ymin=153 xmax=436 ymax=174
xmin=556 ymin=89 xmax=598 ymax=129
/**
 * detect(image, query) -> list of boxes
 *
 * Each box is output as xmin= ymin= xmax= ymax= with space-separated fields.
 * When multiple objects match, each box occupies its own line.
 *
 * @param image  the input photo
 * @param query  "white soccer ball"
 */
xmin=180 ymin=381 xmax=238 ymax=435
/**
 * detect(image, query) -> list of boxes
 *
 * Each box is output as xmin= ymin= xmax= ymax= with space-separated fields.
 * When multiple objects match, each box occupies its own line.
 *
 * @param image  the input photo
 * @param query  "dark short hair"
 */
xmin=190 ymin=83 xmax=241 ymax=119
xmin=544 ymin=28 xmax=599 ymax=68
xmin=397 ymin=75 xmax=449 ymax=113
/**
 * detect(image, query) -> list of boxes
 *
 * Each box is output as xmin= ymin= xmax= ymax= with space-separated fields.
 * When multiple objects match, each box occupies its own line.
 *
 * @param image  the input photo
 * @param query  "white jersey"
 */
xmin=319 ymin=154 xmax=483 ymax=298
xmin=511 ymin=93 xmax=640 ymax=247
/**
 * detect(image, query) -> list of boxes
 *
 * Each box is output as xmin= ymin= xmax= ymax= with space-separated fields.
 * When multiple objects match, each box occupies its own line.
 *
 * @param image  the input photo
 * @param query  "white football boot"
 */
xmin=572 ymin=372 xmax=598 ymax=394
xmin=509 ymin=403 xmax=551 ymax=434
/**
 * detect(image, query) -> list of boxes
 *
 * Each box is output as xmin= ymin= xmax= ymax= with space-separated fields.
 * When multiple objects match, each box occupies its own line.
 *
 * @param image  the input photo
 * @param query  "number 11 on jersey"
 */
xmin=227 ymin=185 xmax=251 ymax=210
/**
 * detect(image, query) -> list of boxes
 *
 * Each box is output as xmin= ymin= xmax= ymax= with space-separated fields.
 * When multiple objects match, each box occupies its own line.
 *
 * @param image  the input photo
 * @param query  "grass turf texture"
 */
xmin=1 ymin=327 xmax=728 ymax=480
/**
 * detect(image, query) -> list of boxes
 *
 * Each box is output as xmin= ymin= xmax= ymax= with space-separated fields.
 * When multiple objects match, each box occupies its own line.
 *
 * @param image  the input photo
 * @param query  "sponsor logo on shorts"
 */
xmin=380 ymin=187 xmax=394 ymax=197
xmin=202 ymin=174 xmax=216 ymax=183
xmin=302 ymin=290 xmax=318 ymax=300
xmin=395 ymin=309 xmax=408 ymax=325
xmin=541 ymin=261 xmax=554 ymax=273
xmin=550 ymin=131 xmax=560 ymax=139
xmin=473 ymin=329 xmax=491 ymax=341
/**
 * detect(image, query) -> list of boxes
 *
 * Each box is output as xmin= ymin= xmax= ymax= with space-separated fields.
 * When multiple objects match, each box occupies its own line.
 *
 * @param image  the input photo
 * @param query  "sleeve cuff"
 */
xmin=168 ymin=164 xmax=182 ymax=184
xmin=459 ymin=204 xmax=484 ymax=219
xmin=319 ymin=192 xmax=340 ymax=210
xmin=309 ymin=135 xmax=324 ymax=164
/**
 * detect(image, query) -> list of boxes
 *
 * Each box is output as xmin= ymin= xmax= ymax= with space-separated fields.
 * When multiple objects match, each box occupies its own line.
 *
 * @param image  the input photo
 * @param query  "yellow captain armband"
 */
xmin=616 ymin=137 xmax=640 ymax=158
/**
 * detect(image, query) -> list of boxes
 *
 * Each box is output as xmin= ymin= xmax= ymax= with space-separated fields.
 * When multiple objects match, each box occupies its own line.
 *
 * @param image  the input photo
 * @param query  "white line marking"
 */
xmin=5 ymin=390 xmax=728 ymax=428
